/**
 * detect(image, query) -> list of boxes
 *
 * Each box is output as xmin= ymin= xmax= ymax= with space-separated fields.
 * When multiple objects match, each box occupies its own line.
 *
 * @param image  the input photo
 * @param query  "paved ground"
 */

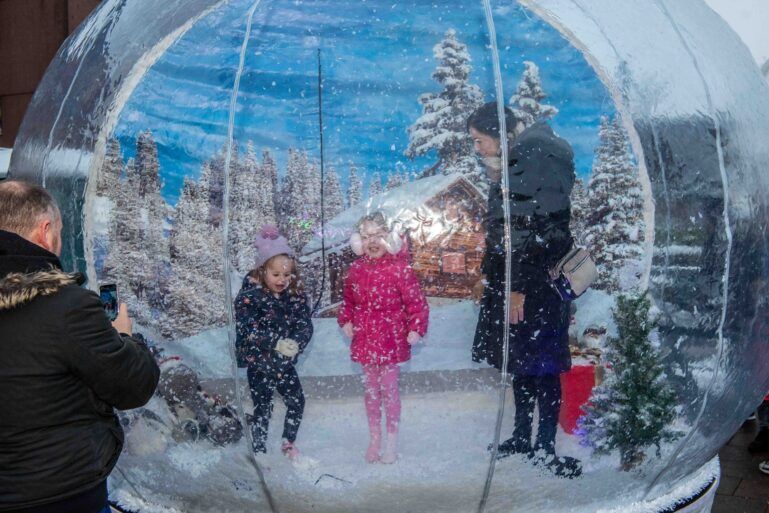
xmin=714 ymin=419 xmax=769 ymax=512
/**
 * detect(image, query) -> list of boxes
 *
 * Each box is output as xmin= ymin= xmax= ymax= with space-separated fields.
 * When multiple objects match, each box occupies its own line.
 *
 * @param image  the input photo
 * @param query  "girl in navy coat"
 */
xmin=235 ymin=226 xmax=313 ymax=459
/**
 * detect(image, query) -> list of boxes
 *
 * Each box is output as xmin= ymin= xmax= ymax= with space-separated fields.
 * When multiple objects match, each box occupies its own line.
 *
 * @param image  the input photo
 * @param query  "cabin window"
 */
xmin=441 ymin=252 xmax=466 ymax=275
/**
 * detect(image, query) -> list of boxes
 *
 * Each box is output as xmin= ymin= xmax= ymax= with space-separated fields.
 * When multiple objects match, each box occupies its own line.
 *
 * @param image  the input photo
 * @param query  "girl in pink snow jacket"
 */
xmin=338 ymin=211 xmax=429 ymax=464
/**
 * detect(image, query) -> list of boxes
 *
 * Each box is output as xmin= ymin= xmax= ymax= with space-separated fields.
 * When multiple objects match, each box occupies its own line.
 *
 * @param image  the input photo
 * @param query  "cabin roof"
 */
xmin=301 ymin=173 xmax=485 ymax=259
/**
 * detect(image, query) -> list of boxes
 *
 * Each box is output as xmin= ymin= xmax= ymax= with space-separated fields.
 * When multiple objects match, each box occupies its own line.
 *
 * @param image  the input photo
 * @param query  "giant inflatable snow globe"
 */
xmin=9 ymin=0 xmax=769 ymax=511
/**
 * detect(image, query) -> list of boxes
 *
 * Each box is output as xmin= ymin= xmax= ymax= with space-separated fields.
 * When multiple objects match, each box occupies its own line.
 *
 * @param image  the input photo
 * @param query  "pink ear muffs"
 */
xmin=350 ymin=232 xmax=364 ymax=255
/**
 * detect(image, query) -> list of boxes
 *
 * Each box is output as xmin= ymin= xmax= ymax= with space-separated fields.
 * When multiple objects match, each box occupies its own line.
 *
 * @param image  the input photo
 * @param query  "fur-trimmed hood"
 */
xmin=0 ymin=268 xmax=79 ymax=311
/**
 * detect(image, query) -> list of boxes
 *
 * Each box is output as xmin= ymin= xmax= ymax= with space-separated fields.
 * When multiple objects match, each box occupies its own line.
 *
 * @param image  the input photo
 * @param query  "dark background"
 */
xmin=0 ymin=0 xmax=101 ymax=147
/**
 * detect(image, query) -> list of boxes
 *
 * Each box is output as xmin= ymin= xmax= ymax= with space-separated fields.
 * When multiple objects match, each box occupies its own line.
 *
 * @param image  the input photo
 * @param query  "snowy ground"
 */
xmin=161 ymin=292 xmax=615 ymax=380
xmin=112 ymin=385 xmax=705 ymax=513
xmin=114 ymin=290 xmax=716 ymax=513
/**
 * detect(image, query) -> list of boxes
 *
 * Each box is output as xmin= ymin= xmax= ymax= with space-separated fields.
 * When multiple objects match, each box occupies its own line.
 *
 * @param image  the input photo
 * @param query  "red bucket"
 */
xmin=559 ymin=365 xmax=597 ymax=434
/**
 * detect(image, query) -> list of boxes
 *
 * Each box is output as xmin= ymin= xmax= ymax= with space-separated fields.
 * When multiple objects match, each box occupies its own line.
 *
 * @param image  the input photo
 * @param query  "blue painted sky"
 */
xmin=114 ymin=0 xmax=616 ymax=204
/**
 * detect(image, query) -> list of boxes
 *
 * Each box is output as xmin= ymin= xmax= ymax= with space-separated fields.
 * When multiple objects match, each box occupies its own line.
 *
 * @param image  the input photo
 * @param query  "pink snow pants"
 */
xmin=363 ymin=364 xmax=401 ymax=435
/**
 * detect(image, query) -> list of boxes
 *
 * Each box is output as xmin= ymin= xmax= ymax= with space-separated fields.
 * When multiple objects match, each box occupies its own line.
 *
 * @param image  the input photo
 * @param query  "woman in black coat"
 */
xmin=468 ymin=102 xmax=580 ymax=477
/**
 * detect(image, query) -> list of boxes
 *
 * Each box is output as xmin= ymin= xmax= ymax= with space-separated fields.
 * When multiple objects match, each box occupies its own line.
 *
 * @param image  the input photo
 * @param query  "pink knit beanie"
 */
xmin=254 ymin=225 xmax=294 ymax=269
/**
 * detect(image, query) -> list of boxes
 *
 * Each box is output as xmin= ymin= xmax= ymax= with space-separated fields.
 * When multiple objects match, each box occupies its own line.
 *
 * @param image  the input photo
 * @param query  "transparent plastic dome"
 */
xmin=9 ymin=0 xmax=769 ymax=511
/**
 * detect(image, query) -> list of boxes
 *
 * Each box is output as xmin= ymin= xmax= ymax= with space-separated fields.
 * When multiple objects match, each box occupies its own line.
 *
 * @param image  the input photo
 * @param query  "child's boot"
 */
xmin=281 ymin=440 xmax=300 ymax=460
xmin=380 ymin=430 xmax=398 ymax=464
xmin=366 ymin=432 xmax=381 ymax=463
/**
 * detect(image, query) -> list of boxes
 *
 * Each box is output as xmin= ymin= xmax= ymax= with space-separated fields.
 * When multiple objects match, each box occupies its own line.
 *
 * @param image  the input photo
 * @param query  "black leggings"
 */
xmin=512 ymin=373 xmax=562 ymax=454
xmin=247 ymin=365 xmax=305 ymax=451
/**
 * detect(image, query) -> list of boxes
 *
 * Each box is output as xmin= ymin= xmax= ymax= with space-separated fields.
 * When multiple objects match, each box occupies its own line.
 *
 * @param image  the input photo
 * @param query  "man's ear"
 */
xmin=27 ymin=218 xmax=56 ymax=253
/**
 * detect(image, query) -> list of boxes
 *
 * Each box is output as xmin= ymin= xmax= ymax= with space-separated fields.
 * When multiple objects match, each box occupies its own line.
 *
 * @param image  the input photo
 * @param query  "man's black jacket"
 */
xmin=0 ymin=230 xmax=160 ymax=511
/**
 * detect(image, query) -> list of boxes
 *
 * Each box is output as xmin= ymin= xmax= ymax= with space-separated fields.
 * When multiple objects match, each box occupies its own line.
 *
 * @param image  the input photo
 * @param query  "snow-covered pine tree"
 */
xmin=577 ymin=292 xmax=681 ymax=470
xmin=279 ymin=149 xmax=319 ymax=251
xmin=105 ymin=157 xmax=152 ymax=324
xmin=97 ymin=138 xmax=123 ymax=196
xmin=385 ymin=171 xmax=403 ymax=191
xmin=570 ymin=177 xmax=588 ymax=247
xmin=405 ymin=29 xmax=484 ymax=178
xmin=322 ymin=166 xmax=344 ymax=222
xmin=229 ymin=141 xmax=270 ymax=274
xmin=369 ymin=171 xmax=383 ymax=198
xmin=583 ymin=116 xmax=645 ymax=291
xmin=277 ymin=149 xmax=297 ymax=243
xmin=347 ymin=162 xmax=362 ymax=208
xmin=509 ymin=61 xmax=558 ymax=127
xmin=134 ymin=131 xmax=171 ymax=320
xmin=167 ymin=176 xmax=226 ymax=336
xmin=261 ymin=149 xmax=279 ymax=219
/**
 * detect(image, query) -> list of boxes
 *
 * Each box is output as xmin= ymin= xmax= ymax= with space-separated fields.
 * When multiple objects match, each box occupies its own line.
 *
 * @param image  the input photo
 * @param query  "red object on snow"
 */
xmin=559 ymin=365 xmax=597 ymax=434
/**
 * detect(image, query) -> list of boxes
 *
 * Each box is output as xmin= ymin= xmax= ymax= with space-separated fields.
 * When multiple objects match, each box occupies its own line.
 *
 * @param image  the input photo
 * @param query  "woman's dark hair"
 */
xmin=466 ymin=101 xmax=520 ymax=139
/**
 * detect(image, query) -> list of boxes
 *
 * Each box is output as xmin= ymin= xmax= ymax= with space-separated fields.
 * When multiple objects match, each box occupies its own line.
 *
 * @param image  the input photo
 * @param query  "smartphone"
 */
xmin=99 ymin=283 xmax=119 ymax=322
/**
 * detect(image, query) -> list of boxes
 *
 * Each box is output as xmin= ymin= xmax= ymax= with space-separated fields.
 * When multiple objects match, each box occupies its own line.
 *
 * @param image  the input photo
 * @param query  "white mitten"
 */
xmin=275 ymin=338 xmax=299 ymax=358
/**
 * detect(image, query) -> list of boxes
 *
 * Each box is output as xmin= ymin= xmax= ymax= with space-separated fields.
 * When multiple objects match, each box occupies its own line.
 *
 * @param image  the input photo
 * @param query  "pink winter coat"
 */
xmin=338 ymin=253 xmax=429 ymax=365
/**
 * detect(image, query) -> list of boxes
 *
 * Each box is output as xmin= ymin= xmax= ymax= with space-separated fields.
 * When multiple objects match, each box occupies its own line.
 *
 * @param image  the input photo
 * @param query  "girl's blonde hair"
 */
xmin=247 ymin=254 xmax=305 ymax=295
xmin=356 ymin=211 xmax=389 ymax=233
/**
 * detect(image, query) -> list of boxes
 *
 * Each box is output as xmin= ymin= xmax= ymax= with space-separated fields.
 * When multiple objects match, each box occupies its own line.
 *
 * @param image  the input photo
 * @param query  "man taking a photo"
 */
xmin=0 ymin=180 xmax=160 ymax=513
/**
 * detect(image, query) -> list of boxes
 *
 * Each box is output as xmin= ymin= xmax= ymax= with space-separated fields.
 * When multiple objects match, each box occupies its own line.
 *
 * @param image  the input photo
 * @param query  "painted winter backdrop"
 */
xmin=96 ymin=6 xmax=645 ymax=338
xmin=93 ymin=4 xmax=694 ymax=506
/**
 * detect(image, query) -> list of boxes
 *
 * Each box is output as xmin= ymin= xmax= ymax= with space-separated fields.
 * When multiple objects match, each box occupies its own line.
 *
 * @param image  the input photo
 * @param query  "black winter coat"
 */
xmin=234 ymin=277 xmax=313 ymax=377
xmin=472 ymin=123 xmax=575 ymax=376
xmin=0 ymin=230 xmax=160 ymax=511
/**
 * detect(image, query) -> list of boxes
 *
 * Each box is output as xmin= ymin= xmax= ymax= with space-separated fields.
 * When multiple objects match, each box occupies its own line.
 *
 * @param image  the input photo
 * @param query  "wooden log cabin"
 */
xmin=300 ymin=174 xmax=487 ymax=312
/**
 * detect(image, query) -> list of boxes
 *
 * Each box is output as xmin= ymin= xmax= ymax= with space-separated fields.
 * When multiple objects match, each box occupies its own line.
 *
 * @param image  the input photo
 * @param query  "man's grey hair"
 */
xmin=0 ymin=180 xmax=61 ymax=236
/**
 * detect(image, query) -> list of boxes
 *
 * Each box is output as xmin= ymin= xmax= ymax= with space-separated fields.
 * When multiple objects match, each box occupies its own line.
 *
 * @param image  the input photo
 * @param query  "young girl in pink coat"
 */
xmin=338 ymin=212 xmax=429 ymax=464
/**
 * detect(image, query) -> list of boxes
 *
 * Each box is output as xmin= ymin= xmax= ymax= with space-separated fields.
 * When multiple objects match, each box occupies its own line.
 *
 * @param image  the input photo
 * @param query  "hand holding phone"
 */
xmin=99 ymin=284 xmax=119 ymax=321
xmin=99 ymin=284 xmax=132 ymax=334
xmin=111 ymin=303 xmax=132 ymax=335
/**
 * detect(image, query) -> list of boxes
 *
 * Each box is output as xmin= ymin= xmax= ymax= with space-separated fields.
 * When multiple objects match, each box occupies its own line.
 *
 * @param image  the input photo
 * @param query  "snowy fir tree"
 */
xmin=385 ymin=171 xmax=404 ymax=191
xmin=261 ymin=149 xmax=280 ymax=219
xmin=583 ymin=116 xmax=645 ymax=291
xmin=279 ymin=149 xmax=321 ymax=251
xmin=509 ymin=61 xmax=558 ymax=127
xmin=577 ymin=292 xmax=681 ymax=471
xmin=322 ymin=166 xmax=345 ymax=223
xmin=96 ymin=138 xmax=123 ymax=196
xmin=229 ymin=142 xmax=274 ymax=274
xmin=105 ymin=157 xmax=156 ymax=326
xmin=134 ymin=131 xmax=171 ymax=317
xmin=570 ymin=178 xmax=588 ymax=247
xmin=369 ymin=171 xmax=383 ymax=198
xmin=405 ymin=29 xmax=484 ymax=178
xmin=347 ymin=162 xmax=362 ymax=207
xmin=167 ymin=175 xmax=226 ymax=336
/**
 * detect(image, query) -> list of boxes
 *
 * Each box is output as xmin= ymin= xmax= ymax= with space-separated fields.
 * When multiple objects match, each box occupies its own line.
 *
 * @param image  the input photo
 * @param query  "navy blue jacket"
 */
xmin=234 ymin=276 xmax=313 ymax=376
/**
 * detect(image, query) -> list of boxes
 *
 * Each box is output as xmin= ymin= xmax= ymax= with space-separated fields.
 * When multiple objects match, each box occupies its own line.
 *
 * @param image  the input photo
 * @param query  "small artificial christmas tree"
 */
xmin=577 ymin=292 xmax=681 ymax=471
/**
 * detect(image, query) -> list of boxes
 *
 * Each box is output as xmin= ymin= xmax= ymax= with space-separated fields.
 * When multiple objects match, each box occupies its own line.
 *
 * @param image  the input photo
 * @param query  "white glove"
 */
xmin=407 ymin=331 xmax=421 ymax=345
xmin=275 ymin=338 xmax=299 ymax=358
